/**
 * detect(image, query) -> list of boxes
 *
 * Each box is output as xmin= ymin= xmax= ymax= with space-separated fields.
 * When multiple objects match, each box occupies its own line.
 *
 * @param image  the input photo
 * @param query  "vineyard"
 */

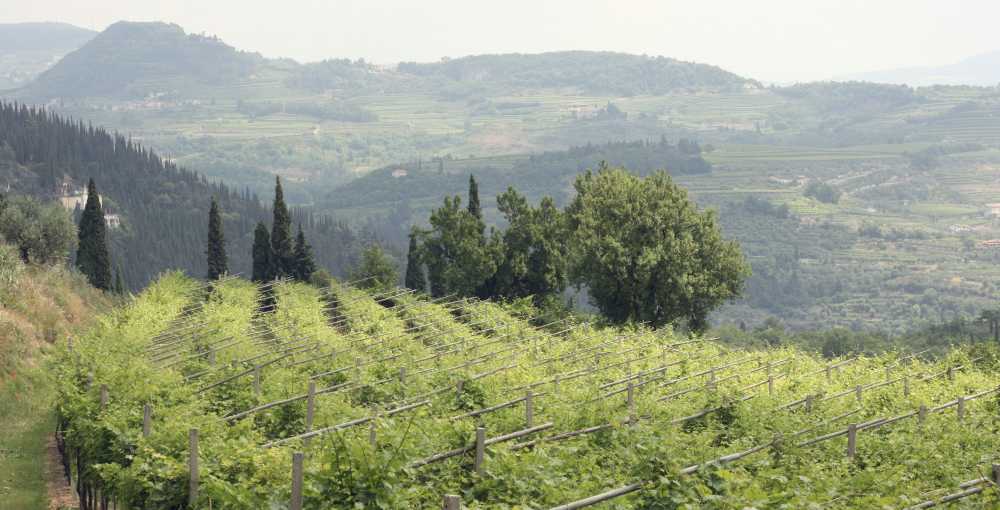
xmin=54 ymin=273 xmax=1000 ymax=509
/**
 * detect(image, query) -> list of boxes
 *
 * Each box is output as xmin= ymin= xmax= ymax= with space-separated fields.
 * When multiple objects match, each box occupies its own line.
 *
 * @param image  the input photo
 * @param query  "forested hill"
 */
xmin=19 ymin=21 xmax=263 ymax=99
xmin=396 ymin=51 xmax=756 ymax=95
xmin=0 ymin=102 xmax=367 ymax=289
xmin=15 ymin=20 xmax=754 ymax=100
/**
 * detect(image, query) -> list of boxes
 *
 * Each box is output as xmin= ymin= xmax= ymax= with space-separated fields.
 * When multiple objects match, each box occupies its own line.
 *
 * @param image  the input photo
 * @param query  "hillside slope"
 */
xmin=0 ymin=102 xmax=367 ymax=290
xmin=20 ymin=21 xmax=263 ymax=99
xmin=51 ymin=273 xmax=1000 ymax=508
xmin=0 ymin=246 xmax=112 ymax=509
xmin=0 ymin=22 xmax=95 ymax=90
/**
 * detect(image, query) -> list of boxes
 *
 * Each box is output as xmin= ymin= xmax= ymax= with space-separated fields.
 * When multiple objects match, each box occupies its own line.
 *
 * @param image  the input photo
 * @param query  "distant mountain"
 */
xmin=396 ymin=51 xmax=757 ymax=95
xmin=839 ymin=51 xmax=1000 ymax=87
xmin=0 ymin=22 xmax=95 ymax=90
xmin=20 ymin=21 xmax=264 ymax=99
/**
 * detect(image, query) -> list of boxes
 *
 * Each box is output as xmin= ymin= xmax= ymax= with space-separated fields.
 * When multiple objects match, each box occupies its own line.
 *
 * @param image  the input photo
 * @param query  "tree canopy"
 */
xmin=76 ymin=179 xmax=112 ymax=290
xmin=0 ymin=193 xmax=76 ymax=265
xmin=566 ymin=165 xmax=750 ymax=330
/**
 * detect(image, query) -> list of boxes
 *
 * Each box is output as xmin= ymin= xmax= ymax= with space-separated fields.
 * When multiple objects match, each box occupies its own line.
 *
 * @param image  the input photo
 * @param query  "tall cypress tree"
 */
xmin=206 ymin=197 xmax=228 ymax=280
xmin=467 ymin=175 xmax=482 ymax=220
xmin=293 ymin=224 xmax=317 ymax=282
xmin=271 ymin=176 xmax=294 ymax=277
xmin=404 ymin=229 xmax=424 ymax=292
xmin=76 ymin=178 xmax=112 ymax=290
xmin=251 ymin=222 xmax=273 ymax=282
xmin=113 ymin=265 xmax=125 ymax=295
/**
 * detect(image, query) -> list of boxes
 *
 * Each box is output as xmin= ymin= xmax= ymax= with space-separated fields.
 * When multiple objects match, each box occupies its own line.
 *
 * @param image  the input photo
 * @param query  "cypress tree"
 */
xmin=206 ymin=197 xmax=228 ymax=280
xmin=113 ymin=265 xmax=125 ymax=295
xmin=293 ymin=224 xmax=317 ymax=282
xmin=251 ymin=222 xmax=273 ymax=282
xmin=404 ymin=229 xmax=424 ymax=292
xmin=76 ymin=178 xmax=112 ymax=290
xmin=271 ymin=176 xmax=294 ymax=277
xmin=467 ymin=175 xmax=482 ymax=220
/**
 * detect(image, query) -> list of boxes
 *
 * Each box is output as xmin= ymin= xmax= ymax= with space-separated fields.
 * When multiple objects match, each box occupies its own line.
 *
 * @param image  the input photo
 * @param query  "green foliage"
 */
xmin=251 ymin=222 xmax=273 ymax=283
xmin=403 ymin=230 xmax=424 ymax=292
xmin=75 ymin=179 xmax=112 ymax=290
xmin=804 ymin=180 xmax=841 ymax=204
xmin=567 ymin=166 xmax=750 ymax=330
xmin=206 ymin=197 xmax=228 ymax=280
xmin=0 ymin=102 xmax=365 ymax=289
xmin=491 ymin=187 xmax=569 ymax=303
xmin=352 ymin=244 xmax=398 ymax=292
xmin=419 ymin=195 xmax=498 ymax=297
xmin=0 ymin=193 xmax=76 ymax=264
xmin=292 ymin=224 xmax=317 ymax=282
xmin=467 ymin=175 xmax=482 ymax=221
xmin=49 ymin=274 xmax=1000 ymax=509
xmin=271 ymin=177 xmax=295 ymax=278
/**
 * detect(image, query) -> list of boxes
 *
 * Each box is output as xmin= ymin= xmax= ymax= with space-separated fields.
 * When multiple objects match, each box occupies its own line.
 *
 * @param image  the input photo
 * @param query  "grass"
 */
xmin=0 ymin=260 xmax=112 ymax=509
xmin=0 ymin=368 xmax=55 ymax=510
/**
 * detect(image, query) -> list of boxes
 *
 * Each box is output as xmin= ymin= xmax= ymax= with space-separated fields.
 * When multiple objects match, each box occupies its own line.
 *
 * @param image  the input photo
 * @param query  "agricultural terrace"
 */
xmin=54 ymin=272 xmax=1000 ymax=508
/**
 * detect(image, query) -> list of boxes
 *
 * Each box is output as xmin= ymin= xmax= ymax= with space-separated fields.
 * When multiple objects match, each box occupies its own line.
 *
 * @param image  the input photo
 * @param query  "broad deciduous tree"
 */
xmin=566 ymin=165 xmax=749 ymax=330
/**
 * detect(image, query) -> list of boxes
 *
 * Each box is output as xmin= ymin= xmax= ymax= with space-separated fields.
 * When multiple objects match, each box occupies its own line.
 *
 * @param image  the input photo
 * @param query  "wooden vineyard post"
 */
xmin=474 ymin=427 xmax=486 ymax=475
xmin=553 ymin=374 xmax=560 ymax=395
xmin=369 ymin=416 xmax=377 ymax=449
xmin=189 ymin=428 xmax=199 ymax=507
xmin=290 ymin=451 xmax=304 ymax=510
xmin=846 ymin=423 xmax=857 ymax=459
xmin=956 ymin=396 xmax=965 ymax=422
xmin=767 ymin=376 xmax=774 ymax=396
xmin=304 ymin=381 xmax=316 ymax=448
xmin=993 ymin=464 xmax=1000 ymax=487
xmin=99 ymin=385 xmax=108 ymax=411
xmin=67 ymin=335 xmax=73 ymax=352
xmin=253 ymin=365 xmax=261 ymax=396
xmin=825 ymin=364 xmax=831 ymax=383
xmin=855 ymin=385 xmax=863 ymax=403
xmin=443 ymin=494 xmax=461 ymax=510
xmin=208 ymin=348 xmax=216 ymax=366
xmin=525 ymin=390 xmax=534 ymax=428
xmin=399 ymin=367 xmax=407 ymax=384
xmin=456 ymin=380 xmax=464 ymax=400
xmin=947 ymin=366 xmax=955 ymax=381
xmin=903 ymin=375 xmax=910 ymax=397
xmin=885 ymin=365 xmax=891 ymax=381
xmin=707 ymin=369 xmax=716 ymax=391
xmin=142 ymin=404 xmax=152 ymax=438
xmin=627 ymin=381 xmax=637 ymax=424
xmin=918 ymin=405 xmax=927 ymax=424
xmin=804 ymin=395 xmax=814 ymax=414
xmin=354 ymin=357 xmax=362 ymax=382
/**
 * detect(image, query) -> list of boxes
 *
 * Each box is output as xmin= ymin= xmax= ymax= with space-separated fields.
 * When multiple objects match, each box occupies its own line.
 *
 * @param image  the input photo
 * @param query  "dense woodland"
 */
xmin=0 ymin=102 xmax=369 ymax=289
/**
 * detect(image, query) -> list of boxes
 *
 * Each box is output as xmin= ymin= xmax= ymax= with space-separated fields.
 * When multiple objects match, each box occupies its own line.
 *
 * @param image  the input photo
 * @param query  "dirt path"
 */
xmin=45 ymin=434 xmax=77 ymax=510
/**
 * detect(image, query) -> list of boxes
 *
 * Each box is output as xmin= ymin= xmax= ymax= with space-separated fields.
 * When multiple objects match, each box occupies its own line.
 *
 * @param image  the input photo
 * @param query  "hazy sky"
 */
xmin=4 ymin=0 xmax=999 ymax=83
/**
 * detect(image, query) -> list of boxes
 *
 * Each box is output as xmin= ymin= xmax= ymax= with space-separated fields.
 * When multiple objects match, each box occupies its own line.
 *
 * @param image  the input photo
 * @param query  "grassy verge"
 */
xmin=0 ymin=256 xmax=112 ymax=510
xmin=0 ymin=367 xmax=55 ymax=509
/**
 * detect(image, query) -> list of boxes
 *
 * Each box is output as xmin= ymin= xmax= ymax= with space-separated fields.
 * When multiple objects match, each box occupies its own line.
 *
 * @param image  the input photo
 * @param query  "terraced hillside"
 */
xmin=55 ymin=273 xmax=1000 ymax=508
